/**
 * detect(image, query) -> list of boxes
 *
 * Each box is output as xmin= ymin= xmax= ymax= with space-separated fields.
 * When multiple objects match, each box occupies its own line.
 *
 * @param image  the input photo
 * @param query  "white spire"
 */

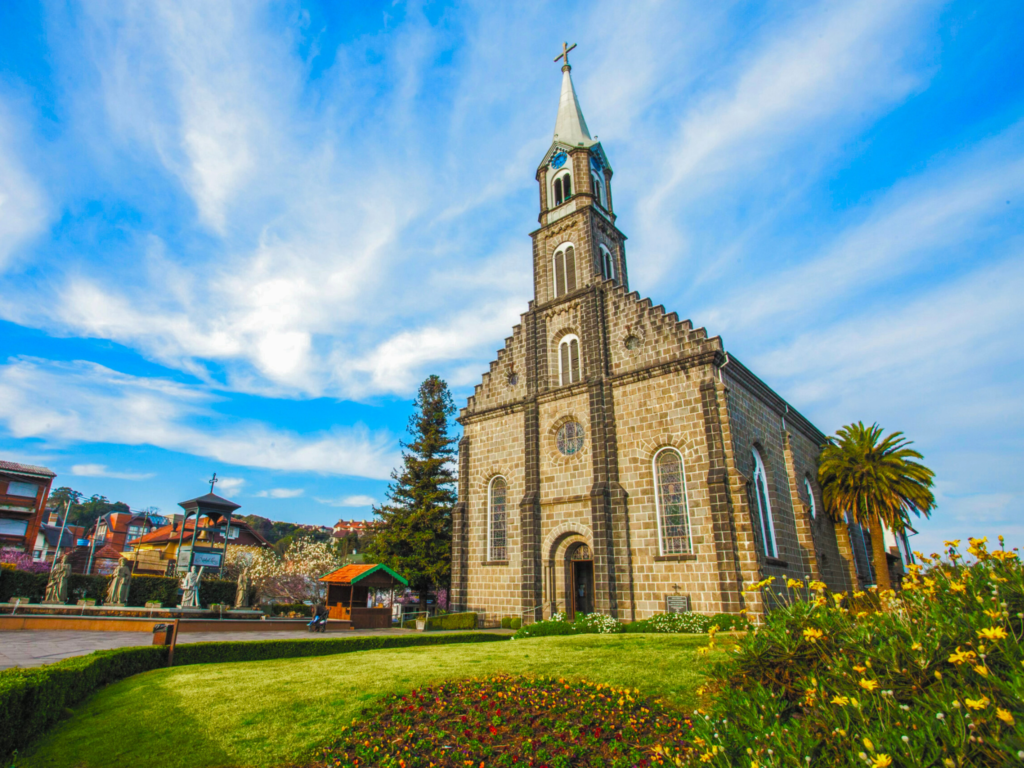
xmin=553 ymin=66 xmax=592 ymax=145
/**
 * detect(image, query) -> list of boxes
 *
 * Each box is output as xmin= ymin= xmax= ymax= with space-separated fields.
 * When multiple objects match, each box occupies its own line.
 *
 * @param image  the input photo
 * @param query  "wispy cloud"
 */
xmin=254 ymin=488 xmax=304 ymax=499
xmin=214 ymin=476 xmax=245 ymax=496
xmin=0 ymin=358 xmax=399 ymax=479
xmin=70 ymin=463 xmax=155 ymax=481
xmin=0 ymin=106 xmax=48 ymax=273
xmin=315 ymin=494 xmax=377 ymax=508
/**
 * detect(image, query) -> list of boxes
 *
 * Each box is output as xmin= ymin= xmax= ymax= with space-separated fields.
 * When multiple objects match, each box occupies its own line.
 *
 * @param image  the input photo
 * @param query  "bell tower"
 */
xmin=532 ymin=43 xmax=628 ymax=307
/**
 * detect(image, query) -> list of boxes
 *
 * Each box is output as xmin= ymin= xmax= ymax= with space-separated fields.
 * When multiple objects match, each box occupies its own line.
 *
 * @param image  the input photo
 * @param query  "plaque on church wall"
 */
xmin=665 ymin=595 xmax=690 ymax=614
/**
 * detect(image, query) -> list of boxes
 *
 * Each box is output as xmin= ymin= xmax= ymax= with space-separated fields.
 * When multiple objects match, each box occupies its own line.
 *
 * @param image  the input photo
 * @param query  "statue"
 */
xmin=179 ymin=565 xmax=205 ymax=608
xmin=234 ymin=565 xmax=251 ymax=609
xmin=43 ymin=552 xmax=72 ymax=604
xmin=105 ymin=557 xmax=132 ymax=605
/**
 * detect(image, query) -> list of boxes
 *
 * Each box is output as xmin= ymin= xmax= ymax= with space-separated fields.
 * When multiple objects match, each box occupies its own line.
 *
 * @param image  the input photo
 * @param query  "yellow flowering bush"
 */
xmin=677 ymin=536 xmax=1023 ymax=766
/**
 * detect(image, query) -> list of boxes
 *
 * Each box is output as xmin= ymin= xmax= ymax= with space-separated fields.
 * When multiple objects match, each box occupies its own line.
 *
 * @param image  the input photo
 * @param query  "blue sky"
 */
xmin=0 ymin=1 xmax=1021 ymax=555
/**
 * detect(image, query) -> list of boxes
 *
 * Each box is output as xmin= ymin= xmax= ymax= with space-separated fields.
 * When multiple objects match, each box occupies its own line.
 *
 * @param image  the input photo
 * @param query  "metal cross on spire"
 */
xmin=554 ymin=42 xmax=577 ymax=71
xmin=209 ymin=472 xmax=218 ymax=494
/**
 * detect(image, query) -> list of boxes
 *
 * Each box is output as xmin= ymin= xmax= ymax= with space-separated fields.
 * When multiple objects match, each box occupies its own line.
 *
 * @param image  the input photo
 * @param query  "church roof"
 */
xmin=553 ymin=66 xmax=592 ymax=146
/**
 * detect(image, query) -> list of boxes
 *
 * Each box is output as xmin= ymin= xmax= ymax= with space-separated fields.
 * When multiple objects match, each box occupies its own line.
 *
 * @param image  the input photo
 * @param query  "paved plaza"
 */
xmin=0 ymin=627 xmax=512 ymax=669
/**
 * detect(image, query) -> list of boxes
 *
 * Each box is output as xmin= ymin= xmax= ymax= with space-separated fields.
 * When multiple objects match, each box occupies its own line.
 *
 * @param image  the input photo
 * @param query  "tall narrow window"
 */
xmin=562 ymin=174 xmax=571 ymax=198
xmin=655 ymin=448 xmax=691 ymax=555
xmin=553 ymin=243 xmax=576 ymax=297
xmin=751 ymin=448 xmax=777 ymax=558
xmin=592 ymin=174 xmax=603 ymax=208
xmin=552 ymin=172 xmax=572 ymax=207
xmin=804 ymin=477 xmax=817 ymax=519
xmin=488 ymin=477 xmax=507 ymax=561
xmin=558 ymin=334 xmax=581 ymax=386
xmin=598 ymin=244 xmax=614 ymax=281
xmin=554 ymin=177 xmax=563 ymax=207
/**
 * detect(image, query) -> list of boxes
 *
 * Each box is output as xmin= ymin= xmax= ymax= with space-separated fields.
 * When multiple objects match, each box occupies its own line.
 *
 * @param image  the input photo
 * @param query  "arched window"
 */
xmin=751 ymin=447 xmax=777 ymax=558
xmin=553 ymin=172 xmax=572 ymax=206
xmin=488 ymin=476 xmax=507 ymax=561
xmin=591 ymin=173 xmax=604 ymax=208
xmin=804 ymin=477 xmax=817 ymax=519
xmin=558 ymin=334 xmax=581 ymax=386
xmin=553 ymin=243 xmax=577 ymax=297
xmin=654 ymin=448 xmax=691 ymax=555
xmin=598 ymin=244 xmax=614 ymax=281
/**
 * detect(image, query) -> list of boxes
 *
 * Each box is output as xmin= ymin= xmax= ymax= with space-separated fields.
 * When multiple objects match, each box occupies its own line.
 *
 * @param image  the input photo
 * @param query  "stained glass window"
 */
xmin=752 ymin=448 xmax=776 ymax=558
xmin=656 ymin=449 xmax=690 ymax=555
xmin=489 ymin=477 xmax=507 ymax=561
xmin=557 ymin=422 xmax=585 ymax=456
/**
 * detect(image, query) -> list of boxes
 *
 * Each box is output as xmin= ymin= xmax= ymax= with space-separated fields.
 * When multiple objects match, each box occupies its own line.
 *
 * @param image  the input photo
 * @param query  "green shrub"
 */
xmin=671 ymin=538 xmax=1024 ymax=767
xmin=510 ymin=617 xmax=522 ymax=630
xmin=68 ymin=574 xmax=108 ymax=603
xmin=423 ymin=612 xmax=477 ymax=631
xmin=126 ymin=575 xmax=180 ymax=607
xmin=266 ymin=602 xmax=313 ymax=617
xmin=0 ymin=646 xmax=166 ymax=761
xmin=199 ymin=578 xmax=236 ymax=608
xmin=0 ymin=569 xmax=47 ymax=602
xmin=501 ymin=617 xmax=512 ymax=629
xmin=0 ymin=632 xmax=508 ymax=763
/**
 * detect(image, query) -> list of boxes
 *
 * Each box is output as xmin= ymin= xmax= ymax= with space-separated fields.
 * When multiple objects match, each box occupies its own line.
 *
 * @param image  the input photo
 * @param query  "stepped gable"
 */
xmin=462 ymin=316 xmax=527 ymax=416
xmin=602 ymin=279 xmax=723 ymax=379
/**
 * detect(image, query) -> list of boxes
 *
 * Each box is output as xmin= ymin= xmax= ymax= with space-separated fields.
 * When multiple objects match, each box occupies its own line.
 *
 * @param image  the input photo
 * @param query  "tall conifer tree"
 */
xmin=367 ymin=375 xmax=457 ymax=606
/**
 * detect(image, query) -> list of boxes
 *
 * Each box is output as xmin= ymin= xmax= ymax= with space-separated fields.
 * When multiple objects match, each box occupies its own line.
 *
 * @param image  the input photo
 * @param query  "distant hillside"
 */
xmin=238 ymin=515 xmax=331 ymax=545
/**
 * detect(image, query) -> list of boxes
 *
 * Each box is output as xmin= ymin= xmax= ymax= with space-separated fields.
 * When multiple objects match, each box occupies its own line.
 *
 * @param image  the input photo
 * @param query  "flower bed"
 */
xmin=309 ymin=674 xmax=692 ymax=767
xmin=512 ymin=610 xmax=748 ymax=639
xmin=668 ymin=536 xmax=1024 ymax=767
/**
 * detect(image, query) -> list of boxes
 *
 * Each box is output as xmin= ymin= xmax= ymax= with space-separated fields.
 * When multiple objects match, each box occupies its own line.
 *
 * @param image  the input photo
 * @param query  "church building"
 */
xmin=450 ymin=49 xmax=856 ymax=623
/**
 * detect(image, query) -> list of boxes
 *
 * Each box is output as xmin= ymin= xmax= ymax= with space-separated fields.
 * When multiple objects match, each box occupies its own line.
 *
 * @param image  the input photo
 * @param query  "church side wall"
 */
xmin=463 ymin=410 xmax=525 ymax=625
xmin=721 ymin=370 xmax=843 ymax=595
xmin=611 ymin=368 xmax=733 ymax=619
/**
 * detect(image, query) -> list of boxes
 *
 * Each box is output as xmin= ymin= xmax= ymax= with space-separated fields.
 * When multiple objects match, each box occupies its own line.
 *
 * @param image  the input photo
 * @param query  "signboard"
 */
xmin=192 ymin=551 xmax=223 ymax=568
xmin=665 ymin=595 xmax=691 ymax=614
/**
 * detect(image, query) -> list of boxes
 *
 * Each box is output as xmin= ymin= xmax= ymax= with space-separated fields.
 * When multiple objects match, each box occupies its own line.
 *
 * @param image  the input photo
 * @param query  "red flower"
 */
xmin=489 ymin=726 xmax=498 ymax=735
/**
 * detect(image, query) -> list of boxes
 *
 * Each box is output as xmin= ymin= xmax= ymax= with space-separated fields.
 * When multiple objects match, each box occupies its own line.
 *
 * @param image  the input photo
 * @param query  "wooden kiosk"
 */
xmin=319 ymin=564 xmax=408 ymax=629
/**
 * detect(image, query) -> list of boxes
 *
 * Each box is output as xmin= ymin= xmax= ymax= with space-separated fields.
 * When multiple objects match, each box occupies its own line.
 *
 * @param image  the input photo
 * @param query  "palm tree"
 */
xmin=818 ymin=422 xmax=935 ymax=591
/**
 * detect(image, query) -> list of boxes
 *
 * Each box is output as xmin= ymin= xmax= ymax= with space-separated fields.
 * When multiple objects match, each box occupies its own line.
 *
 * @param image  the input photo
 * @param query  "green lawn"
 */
xmin=19 ymin=634 xmax=722 ymax=768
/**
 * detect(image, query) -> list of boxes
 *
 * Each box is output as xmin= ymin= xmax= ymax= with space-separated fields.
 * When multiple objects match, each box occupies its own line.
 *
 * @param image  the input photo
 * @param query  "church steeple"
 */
xmin=553 ymin=45 xmax=593 ymax=146
xmin=533 ymin=44 xmax=626 ymax=306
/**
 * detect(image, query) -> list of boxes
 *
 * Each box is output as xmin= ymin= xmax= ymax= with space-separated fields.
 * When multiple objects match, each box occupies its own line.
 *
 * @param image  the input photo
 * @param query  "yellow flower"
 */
xmin=948 ymin=647 xmax=976 ymax=665
xmin=983 ymin=609 xmax=1002 ymax=619
xmin=813 ymin=596 xmax=827 ymax=608
xmin=911 ymin=642 xmax=923 ymax=651
xmin=943 ymin=539 xmax=961 ymax=548
xmin=973 ymin=665 xmax=989 ymax=677
xmin=978 ymin=626 xmax=1008 ymax=641
xmin=809 ymin=580 xmax=827 ymax=592
xmin=871 ymin=755 xmax=893 ymax=768
xmin=832 ymin=593 xmax=845 ymax=605
xmin=787 ymin=578 xmax=805 ymax=590
xmin=964 ymin=696 xmax=990 ymax=711
xmin=863 ymin=737 xmax=875 ymax=752
xmin=996 ymin=708 xmax=1015 ymax=725
xmin=803 ymin=627 xmax=824 ymax=641
xmin=859 ymin=679 xmax=880 ymax=692
xmin=949 ymin=582 xmax=967 ymax=593
xmin=831 ymin=696 xmax=850 ymax=706
xmin=853 ymin=664 xmax=867 ymax=673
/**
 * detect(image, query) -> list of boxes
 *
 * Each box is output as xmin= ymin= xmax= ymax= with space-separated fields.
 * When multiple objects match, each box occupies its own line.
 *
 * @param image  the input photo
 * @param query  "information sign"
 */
xmin=192 ymin=551 xmax=223 ymax=568
xmin=665 ymin=595 xmax=691 ymax=614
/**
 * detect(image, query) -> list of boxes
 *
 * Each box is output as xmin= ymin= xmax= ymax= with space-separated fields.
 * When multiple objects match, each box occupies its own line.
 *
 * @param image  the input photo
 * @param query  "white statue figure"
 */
xmin=44 ymin=552 xmax=72 ymax=604
xmin=179 ymin=565 xmax=205 ymax=608
xmin=105 ymin=557 xmax=132 ymax=605
xmin=234 ymin=565 xmax=251 ymax=609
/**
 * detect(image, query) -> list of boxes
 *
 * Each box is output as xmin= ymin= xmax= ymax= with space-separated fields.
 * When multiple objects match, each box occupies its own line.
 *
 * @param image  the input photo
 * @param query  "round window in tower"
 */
xmin=557 ymin=421 xmax=585 ymax=456
xmin=624 ymin=335 xmax=641 ymax=351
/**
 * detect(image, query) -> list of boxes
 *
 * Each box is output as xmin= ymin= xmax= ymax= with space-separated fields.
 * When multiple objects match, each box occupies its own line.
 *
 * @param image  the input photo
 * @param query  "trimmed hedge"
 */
xmin=0 ymin=632 xmax=507 ymax=763
xmin=0 ymin=646 xmax=166 ymax=761
xmin=500 ymin=617 xmax=512 ymax=629
xmin=0 ymin=568 xmax=235 ymax=607
xmin=510 ymin=617 xmax=522 ymax=630
xmin=422 ymin=612 xmax=477 ymax=631
xmin=267 ymin=602 xmax=313 ymax=617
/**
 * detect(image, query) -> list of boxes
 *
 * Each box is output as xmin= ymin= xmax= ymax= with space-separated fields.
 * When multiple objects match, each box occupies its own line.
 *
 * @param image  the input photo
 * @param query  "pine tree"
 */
xmin=366 ymin=375 xmax=457 ymax=607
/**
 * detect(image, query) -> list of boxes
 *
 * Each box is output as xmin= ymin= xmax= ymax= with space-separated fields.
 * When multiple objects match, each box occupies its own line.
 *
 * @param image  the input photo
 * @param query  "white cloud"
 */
xmin=70 ymin=463 xmax=155 ymax=481
xmin=315 ymin=495 xmax=377 ymax=508
xmin=0 ymin=105 xmax=48 ymax=273
xmin=0 ymin=357 xmax=399 ymax=479
xmin=214 ymin=476 xmax=245 ymax=496
xmin=254 ymin=488 xmax=304 ymax=499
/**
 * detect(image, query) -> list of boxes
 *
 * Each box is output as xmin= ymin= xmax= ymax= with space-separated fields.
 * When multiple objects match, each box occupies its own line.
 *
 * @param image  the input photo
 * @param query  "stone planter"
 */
xmin=415 ymin=617 xmax=427 ymax=631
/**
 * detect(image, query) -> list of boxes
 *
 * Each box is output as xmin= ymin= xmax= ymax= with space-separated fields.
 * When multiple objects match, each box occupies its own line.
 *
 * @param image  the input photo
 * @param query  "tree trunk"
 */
xmin=833 ymin=519 xmax=860 ymax=593
xmin=868 ymin=517 xmax=892 ymax=592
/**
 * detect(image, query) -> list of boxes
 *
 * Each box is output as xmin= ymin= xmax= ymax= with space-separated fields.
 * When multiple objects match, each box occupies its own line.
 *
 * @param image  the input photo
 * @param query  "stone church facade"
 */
xmin=450 ymin=58 xmax=856 ymax=624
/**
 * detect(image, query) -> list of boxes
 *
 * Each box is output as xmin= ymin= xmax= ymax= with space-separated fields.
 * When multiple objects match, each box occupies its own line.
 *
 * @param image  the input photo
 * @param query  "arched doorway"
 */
xmin=567 ymin=543 xmax=594 ymax=619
